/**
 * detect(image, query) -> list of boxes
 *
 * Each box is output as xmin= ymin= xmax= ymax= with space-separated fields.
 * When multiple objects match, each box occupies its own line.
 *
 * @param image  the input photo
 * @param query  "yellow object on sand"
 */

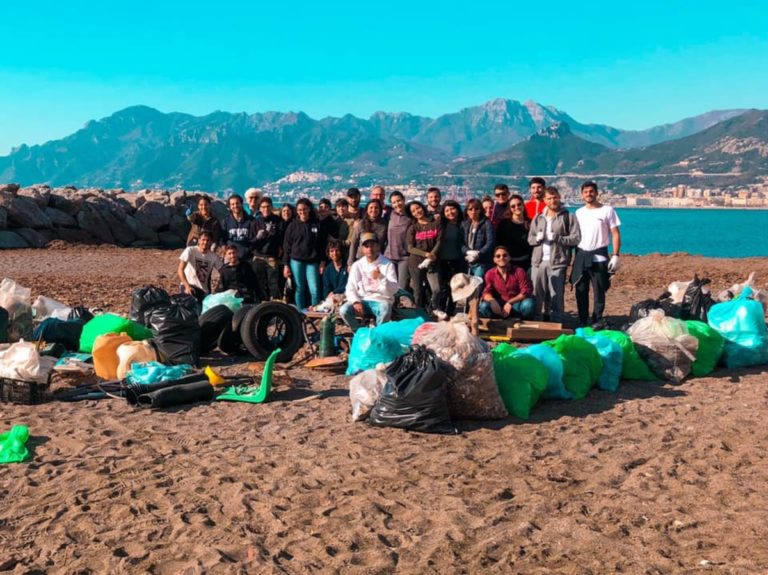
xmin=204 ymin=365 xmax=227 ymax=386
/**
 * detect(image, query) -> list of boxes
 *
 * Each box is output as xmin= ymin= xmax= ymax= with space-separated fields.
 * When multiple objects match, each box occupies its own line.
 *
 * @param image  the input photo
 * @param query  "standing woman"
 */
xmin=462 ymin=198 xmax=495 ymax=278
xmin=406 ymin=200 xmax=442 ymax=312
xmin=383 ymin=191 xmax=412 ymax=290
xmin=347 ymin=200 xmax=388 ymax=266
xmin=435 ymin=200 xmax=466 ymax=317
xmin=280 ymin=203 xmax=296 ymax=226
xmin=186 ymin=194 xmax=222 ymax=247
xmin=282 ymin=199 xmax=328 ymax=309
xmin=496 ymin=193 xmax=533 ymax=270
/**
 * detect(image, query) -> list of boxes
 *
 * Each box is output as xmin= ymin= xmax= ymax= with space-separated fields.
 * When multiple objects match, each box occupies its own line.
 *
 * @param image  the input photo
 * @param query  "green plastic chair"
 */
xmin=216 ymin=348 xmax=281 ymax=404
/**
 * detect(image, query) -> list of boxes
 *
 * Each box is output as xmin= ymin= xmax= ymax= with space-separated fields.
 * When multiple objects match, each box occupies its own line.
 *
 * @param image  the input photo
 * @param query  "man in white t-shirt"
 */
xmin=570 ymin=181 xmax=622 ymax=328
xmin=339 ymin=232 xmax=399 ymax=333
xmin=177 ymin=231 xmax=224 ymax=302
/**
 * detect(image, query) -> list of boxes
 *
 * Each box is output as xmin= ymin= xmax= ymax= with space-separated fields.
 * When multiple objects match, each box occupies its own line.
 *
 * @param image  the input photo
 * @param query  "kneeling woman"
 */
xmin=480 ymin=246 xmax=535 ymax=319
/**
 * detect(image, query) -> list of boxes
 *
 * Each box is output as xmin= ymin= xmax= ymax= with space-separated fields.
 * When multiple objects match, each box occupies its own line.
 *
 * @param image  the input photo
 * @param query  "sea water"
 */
xmin=601 ymin=208 xmax=768 ymax=258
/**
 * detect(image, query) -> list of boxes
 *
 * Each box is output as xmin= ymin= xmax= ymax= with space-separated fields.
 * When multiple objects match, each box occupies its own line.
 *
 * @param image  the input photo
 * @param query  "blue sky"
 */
xmin=1 ymin=0 xmax=766 ymax=154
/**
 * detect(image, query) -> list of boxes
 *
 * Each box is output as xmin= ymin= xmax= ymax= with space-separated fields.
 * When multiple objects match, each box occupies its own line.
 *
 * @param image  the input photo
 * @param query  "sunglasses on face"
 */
xmin=495 ymin=192 xmax=509 ymax=198
xmin=494 ymin=253 xmax=510 ymax=259
xmin=510 ymin=203 xmax=523 ymax=208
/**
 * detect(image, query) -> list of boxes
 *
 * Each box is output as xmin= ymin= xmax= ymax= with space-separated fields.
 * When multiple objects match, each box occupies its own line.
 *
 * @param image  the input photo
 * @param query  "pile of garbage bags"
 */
xmin=347 ymin=277 xmax=768 ymax=430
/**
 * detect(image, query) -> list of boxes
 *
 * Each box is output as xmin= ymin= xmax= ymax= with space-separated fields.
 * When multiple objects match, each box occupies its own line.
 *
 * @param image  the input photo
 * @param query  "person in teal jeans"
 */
xmin=282 ymin=198 xmax=328 ymax=309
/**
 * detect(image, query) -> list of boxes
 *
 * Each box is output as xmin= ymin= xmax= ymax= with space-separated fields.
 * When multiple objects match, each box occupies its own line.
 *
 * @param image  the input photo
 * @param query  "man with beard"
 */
xmin=524 ymin=177 xmax=547 ymax=221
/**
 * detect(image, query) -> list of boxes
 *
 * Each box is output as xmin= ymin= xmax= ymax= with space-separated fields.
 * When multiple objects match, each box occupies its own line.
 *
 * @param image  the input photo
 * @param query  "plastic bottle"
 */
xmin=116 ymin=340 xmax=158 ymax=380
xmin=93 ymin=332 xmax=133 ymax=379
xmin=319 ymin=314 xmax=336 ymax=358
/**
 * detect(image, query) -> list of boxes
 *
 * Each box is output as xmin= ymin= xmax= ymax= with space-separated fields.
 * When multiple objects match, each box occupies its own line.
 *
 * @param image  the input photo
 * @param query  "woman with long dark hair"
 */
xmin=282 ymin=198 xmax=328 ymax=309
xmin=347 ymin=199 xmax=388 ymax=266
xmin=435 ymin=200 xmax=466 ymax=317
xmin=495 ymin=193 xmax=533 ymax=270
xmin=462 ymin=198 xmax=495 ymax=278
xmin=406 ymin=200 xmax=442 ymax=311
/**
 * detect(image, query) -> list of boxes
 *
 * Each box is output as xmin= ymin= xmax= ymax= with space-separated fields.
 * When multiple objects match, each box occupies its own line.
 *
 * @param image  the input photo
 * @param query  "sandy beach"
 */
xmin=2 ymin=247 xmax=768 ymax=574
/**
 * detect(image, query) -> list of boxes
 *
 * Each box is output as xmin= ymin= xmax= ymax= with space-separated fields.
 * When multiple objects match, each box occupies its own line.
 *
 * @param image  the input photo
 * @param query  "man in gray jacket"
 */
xmin=528 ymin=186 xmax=581 ymax=322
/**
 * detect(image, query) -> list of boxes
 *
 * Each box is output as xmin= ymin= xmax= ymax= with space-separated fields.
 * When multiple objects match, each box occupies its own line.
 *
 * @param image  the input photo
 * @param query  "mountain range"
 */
xmin=0 ymin=99 xmax=760 ymax=192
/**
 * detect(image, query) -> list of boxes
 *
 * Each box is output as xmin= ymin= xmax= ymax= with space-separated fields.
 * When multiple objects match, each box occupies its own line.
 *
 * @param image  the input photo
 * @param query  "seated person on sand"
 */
xmin=479 ymin=245 xmax=535 ymax=320
xmin=178 ymin=231 xmax=224 ymax=302
xmin=186 ymin=194 xmax=222 ymax=247
xmin=217 ymin=243 xmax=259 ymax=304
xmin=340 ymin=232 xmax=399 ymax=332
xmin=315 ymin=239 xmax=349 ymax=312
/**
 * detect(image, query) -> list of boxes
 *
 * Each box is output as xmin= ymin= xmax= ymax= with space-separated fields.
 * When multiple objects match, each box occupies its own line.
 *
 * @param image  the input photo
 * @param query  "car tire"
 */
xmin=239 ymin=302 xmax=303 ymax=363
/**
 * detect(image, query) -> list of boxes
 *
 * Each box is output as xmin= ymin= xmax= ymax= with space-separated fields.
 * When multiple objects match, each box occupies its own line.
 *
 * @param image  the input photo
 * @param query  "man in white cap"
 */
xmin=244 ymin=188 xmax=263 ymax=218
xmin=340 ymin=232 xmax=399 ymax=332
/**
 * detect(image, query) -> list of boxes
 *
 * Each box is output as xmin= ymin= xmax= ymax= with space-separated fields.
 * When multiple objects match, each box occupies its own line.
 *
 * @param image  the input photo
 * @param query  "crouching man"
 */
xmin=340 ymin=232 xmax=399 ymax=333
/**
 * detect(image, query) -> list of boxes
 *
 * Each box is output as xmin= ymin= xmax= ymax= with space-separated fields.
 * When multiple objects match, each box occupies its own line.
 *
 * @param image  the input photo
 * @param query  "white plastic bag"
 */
xmin=0 ymin=340 xmax=56 ymax=383
xmin=0 ymin=278 xmax=34 ymax=342
xmin=349 ymin=363 xmax=388 ymax=421
xmin=201 ymin=289 xmax=243 ymax=314
xmin=32 ymin=295 xmax=72 ymax=321
xmin=628 ymin=310 xmax=699 ymax=382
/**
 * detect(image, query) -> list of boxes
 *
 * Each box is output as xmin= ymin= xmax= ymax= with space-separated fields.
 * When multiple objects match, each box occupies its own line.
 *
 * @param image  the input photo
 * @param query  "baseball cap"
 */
xmin=360 ymin=232 xmax=378 ymax=245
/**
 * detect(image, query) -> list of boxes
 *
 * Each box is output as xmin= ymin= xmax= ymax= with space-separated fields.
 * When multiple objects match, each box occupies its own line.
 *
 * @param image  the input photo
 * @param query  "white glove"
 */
xmin=256 ymin=229 xmax=267 ymax=240
xmin=418 ymin=258 xmax=431 ymax=270
xmin=608 ymin=254 xmax=620 ymax=273
xmin=536 ymin=231 xmax=544 ymax=242
xmin=546 ymin=231 xmax=555 ymax=242
xmin=466 ymin=250 xmax=479 ymax=263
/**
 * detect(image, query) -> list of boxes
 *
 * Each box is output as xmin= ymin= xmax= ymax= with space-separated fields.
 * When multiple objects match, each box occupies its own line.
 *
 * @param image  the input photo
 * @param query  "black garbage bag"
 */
xmin=130 ymin=286 xmax=171 ymax=325
xmin=149 ymin=300 xmax=201 ymax=366
xmin=137 ymin=381 xmax=214 ymax=409
xmin=33 ymin=317 xmax=84 ymax=351
xmin=629 ymin=292 xmax=680 ymax=323
xmin=0 ymin=306 xmax=8 ymax=344
xmin=680 ymin=275 xmax=714 ymax=323
xmin=68 ymin=306 xmax=94 ymax=323
xmin=368 ymin=345 xmax=455 ymax=434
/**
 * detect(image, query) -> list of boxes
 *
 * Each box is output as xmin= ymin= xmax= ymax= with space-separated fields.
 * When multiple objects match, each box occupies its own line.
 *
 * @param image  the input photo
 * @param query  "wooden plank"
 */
xmin=506 ymin=326 xmax=573 ymax=342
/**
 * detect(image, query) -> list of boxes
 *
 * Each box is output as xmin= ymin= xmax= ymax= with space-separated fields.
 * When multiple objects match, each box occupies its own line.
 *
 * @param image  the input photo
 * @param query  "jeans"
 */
xmin=289 ymin=259 xmax=321 ymax=310
xmin=468 ymin=262 xmax=488 ymax=279
xmin=339 ymin=300 xmax=393 ymax=333
xmin=531 ymin=263 xmax=567 ymax=321
xmin=479 ymin=297 xmax=535 ymax=319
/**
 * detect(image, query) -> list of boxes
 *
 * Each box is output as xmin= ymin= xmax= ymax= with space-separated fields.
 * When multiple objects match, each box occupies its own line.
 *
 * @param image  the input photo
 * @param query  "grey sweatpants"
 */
xmin=532 ymin=263 xmax=567 ymax=321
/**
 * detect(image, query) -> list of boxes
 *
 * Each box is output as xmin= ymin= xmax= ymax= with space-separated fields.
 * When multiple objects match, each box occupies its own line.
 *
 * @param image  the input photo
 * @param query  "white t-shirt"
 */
xmin=542 ymin=214 xmax=555 ymax=262
xmin=179 ymin=246 xmax=223 ymax=292
xmin=576 ymin=205 xmax=621 ymax=261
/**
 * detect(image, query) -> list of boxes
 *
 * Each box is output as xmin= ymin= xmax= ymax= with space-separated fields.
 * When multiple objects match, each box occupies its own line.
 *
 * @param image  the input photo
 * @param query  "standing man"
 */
xmin=221 ymin=194 xmax=254 ymax=261
xmin=340 ymin=232 xmax=399 ymax=332
xmin=346 ymin=187 xmax=362 ymax=220
xmin=244 ymin=188 xmax=263 ymax=217
xmin=570 ymin=181 xmax=622 ymax=329
xmin=426 ymin=187 xmax=442 ymax=221
xmin=524 ymin=177 xmax=547 ymax=221
xmin=528 ymin=186 xmax=581 ymax=322
xmin=251 ymin=197 xmax=284 ymax=301
xmin=490 ymin=183 xmax=511 ymax=227
xmin=383 ymin=190 xmax=411 ymax=290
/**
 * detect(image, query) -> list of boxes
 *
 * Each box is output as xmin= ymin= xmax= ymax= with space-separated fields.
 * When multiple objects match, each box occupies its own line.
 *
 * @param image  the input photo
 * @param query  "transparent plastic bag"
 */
xmin=707 ymin=287 xmax=768 ymax=368
xmin=349 ymin=363 xmax=389 ymax=421
xmin=0 ymin=278 xmax=34 ymax=342
xmin=0 ymin=340 xmax=56 ymax=383
xmin=31 ymin=295 xmax=72 ymax=321
xmin=412 ymin=319 xmax=489 ymax=370
xmin=628 ymin=310 xmax=699 ymax=382
xmin=201 ymin=290 xmax=243 ymax=315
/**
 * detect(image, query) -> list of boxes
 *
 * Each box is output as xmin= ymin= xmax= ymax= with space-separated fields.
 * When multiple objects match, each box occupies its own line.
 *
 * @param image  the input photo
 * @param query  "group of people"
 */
xmin=177 ymin=179 xmax=622 ymax=332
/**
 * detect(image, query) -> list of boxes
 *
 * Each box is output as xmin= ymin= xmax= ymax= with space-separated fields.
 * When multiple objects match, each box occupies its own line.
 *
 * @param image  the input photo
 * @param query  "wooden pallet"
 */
xmin=476 ymin=318 xmax=572 ymax=342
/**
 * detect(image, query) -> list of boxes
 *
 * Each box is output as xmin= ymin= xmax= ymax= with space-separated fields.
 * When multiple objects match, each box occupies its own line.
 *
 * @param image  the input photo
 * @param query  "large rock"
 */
xmin=49 ymin=190 xmax=82 ymax=215
xmin=158 ymin=231 xmax=185 ymax=249
xmin=13 ymin=228 xmax=48 ymax=248
xmin=169 ymin=191 xmax=191 ymax=210
xmin=44 ymin=207 xmax=77 ymax=227
xmin=99 ymin=207 xmax=135 ymax=246
xmin=0 ymin=183 xmax=20 ymax=195
xmin=211 ymin=200 xmax=229 ymax=222
xmin=135 ymin=200 xmax=171 ymax=230
xmin=125 ymin=214 xmax=159 ymax=243
xmin=77 ymin=204 xmax=114 ymax=244
xmin=117 ymin=192 xmax=144 ymax=210
xmin=0 ymin=207 xmax=6 ymax=230
xmin=57 ymin=228 xmax=97 ymax=245
xmin=85 ymin=196 xmax=128 ymax=222
xmin=0 ymin=193 xmax=52 ymax=229
xmin=0 ymin=230 xmax=29 ymax=249
xmin=168 ymin=213 xmax=191 ymax=241
xmin=18 ymin=185 xmax=51 ymax=209
xmin=137 ymin=189 xmax=170 ymax=205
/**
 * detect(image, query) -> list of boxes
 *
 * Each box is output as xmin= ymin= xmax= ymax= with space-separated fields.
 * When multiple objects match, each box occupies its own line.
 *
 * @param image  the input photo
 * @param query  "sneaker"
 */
xmin=434 ymin=310 xmax=448 ymax=321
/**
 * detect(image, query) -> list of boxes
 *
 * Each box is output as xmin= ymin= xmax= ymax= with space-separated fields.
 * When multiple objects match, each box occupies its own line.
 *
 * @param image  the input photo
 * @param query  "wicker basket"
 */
xmin=0 ymin=377 xmax=50 ymax=405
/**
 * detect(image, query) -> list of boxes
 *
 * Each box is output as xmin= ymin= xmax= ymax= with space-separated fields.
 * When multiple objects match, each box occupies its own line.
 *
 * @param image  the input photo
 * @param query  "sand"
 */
xmin=1 ymin=247 xmax=768 ymax=574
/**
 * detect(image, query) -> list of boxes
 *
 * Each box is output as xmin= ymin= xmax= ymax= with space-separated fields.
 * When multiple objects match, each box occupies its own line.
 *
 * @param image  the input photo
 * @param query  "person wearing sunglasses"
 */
xmin=462 ymin=198 xmax=495 ymax=278
xmin=479 ymin=246 xmax=535 ymax=319
xmin=529 ymin=186 xmax=581 ymax=322
xmin=525 ymin=177 xmax=547 ymax=220
xmin=495 ymin=193 xmax=533 ymax=270
xmin=490 ymin=183 xmax=512 ymax=228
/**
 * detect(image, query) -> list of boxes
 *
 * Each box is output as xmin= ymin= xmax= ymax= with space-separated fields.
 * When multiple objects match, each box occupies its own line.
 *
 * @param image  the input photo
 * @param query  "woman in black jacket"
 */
xmin=435 ymin=200 xmax=466 ymax=317
xmin=462 ymin=198 xmax=495 ymax=278
xmin=495 ymin=193 xmax=533 ymax=270
xmin=282 ymin=198 xmax=328 ymax=309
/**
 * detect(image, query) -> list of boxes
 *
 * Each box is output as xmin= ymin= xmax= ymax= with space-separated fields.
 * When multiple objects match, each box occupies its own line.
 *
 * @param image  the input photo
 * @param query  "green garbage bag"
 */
xmin=491 ymin=343 xmax=547 ymax=419
xmin=685 ymin=320 xmax=725 ymax=376
xmin=581 ymin=328 xmax=657 ymax=381
xmin=79 ymin=313 xmax=153 ymax=353
xmin=576 ymin=329 xmax=624 ymax=392
xmin=543 ymin=335 xmax=601 ymax=399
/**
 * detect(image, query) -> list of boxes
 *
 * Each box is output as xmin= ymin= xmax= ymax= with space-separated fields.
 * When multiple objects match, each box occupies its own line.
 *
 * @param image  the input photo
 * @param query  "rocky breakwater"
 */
xmin=0 ymin=183 xmax=229 ymax=250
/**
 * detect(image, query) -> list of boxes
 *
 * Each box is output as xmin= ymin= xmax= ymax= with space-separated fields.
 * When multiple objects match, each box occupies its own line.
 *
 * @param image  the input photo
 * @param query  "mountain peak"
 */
xmin=538 ymin=121 xmax=572 ymax=138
